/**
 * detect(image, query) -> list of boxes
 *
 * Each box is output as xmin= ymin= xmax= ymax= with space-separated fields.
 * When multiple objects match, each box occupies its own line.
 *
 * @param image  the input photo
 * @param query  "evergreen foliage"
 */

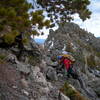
xmin=0 ymin=0 xmax=51 ymax=45
xmin=0 ymin=0 xmax=91 ymax=46
xmin=37 ymin=0 xmax=91 ymax=24
xmin=3 ymin=30 xmax=19 ymax=44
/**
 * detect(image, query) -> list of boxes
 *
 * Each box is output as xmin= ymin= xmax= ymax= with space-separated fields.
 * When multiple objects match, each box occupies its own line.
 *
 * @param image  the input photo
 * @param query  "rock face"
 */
xmin=45 ymin=22 xmax=100 ymax=100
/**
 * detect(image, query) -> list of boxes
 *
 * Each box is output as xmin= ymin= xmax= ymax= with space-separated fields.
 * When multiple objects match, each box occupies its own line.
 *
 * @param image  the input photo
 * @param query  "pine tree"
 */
xmin=0 ymin=0 xmax=51 ymax=46
xmin=37 ymin=0 xmax=91 ymax=24
xmin=0 ymin=0 xmax=91 ymax=46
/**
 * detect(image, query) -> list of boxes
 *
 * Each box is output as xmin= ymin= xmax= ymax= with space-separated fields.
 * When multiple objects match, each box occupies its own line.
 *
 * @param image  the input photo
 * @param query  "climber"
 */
xmin=57 ymin=54 xmax=78 ymax=79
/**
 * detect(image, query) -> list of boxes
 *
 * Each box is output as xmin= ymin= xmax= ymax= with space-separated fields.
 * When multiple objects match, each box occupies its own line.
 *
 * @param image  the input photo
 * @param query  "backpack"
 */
xmin=59 ymin=54 xmax=75 ymax=62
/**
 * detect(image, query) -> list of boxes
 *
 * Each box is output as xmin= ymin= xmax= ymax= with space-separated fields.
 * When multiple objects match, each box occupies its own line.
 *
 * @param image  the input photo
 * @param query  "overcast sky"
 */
xmin=34 ymin=0 xmax=100 ymax=39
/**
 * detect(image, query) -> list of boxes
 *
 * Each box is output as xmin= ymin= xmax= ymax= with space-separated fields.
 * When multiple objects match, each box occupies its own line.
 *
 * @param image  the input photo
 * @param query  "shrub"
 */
xmin=60 ymin=82 xmax=75 ymax=97
xmin=60 ymin=82 xmax=88 ymax=100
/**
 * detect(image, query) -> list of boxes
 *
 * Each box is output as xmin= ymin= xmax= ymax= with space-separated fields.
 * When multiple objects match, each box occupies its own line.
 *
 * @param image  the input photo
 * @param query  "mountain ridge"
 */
xmin=44 ymin=22 xmax=100 ymax=100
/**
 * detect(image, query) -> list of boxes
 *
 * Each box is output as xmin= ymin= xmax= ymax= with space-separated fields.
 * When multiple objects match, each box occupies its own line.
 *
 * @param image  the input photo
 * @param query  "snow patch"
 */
xmin=48 ymin=40 xmax=52 ymax=44
xmin=86 ymin=39 xmax=89 ymax=41
xmin=49 ymin=41 xmax=54 ymax=49
xmin=62 ymin=44 xmax=66 ymax=51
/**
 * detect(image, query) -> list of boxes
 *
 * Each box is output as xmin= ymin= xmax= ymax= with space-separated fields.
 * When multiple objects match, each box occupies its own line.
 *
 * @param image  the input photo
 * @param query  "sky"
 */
xmin=73 ymin=0 xmax=100 ymax=37
xmin=34 ymin=0 xmax=100 ymax=39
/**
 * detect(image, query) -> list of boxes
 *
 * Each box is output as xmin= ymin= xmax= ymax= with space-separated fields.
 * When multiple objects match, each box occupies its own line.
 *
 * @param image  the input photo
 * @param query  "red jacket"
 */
xmin=63 ymin=58 xmax=72 ymax=71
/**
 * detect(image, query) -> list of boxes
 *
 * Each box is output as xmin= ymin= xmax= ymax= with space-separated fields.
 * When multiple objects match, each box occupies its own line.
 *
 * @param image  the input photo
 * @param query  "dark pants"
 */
xmin=67 ymin=67 xmax=79 ymax=79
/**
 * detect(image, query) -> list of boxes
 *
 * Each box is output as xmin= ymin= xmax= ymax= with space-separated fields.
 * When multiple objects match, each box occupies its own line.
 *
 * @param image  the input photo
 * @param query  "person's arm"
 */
xmin=59 ymin=57 xmax=64 ymax=64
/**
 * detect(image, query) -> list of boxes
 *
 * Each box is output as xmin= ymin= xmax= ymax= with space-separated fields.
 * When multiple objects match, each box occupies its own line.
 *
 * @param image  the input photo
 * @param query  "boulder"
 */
xmin=88 ymin=79 xmax=100 ymax=97
xmin=46 ymin=67 xmax=58 ymax=81
xmin=6 ymin=53 xmax=18 ymax=64
xmin=16 ymin=63 xmax=30 ymax=74
xmin=31 ymin=66 xmax=48 ymax=86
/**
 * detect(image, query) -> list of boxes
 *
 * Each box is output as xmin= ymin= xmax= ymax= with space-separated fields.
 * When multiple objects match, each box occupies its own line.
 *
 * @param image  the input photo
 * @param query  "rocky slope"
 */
xmin=44 ymin=22 xmax=100 ymax=100
xmin=0 ymin=22 xmax=100 ymax=100
xmin=0 ymin=38 xmax=71 ymax=100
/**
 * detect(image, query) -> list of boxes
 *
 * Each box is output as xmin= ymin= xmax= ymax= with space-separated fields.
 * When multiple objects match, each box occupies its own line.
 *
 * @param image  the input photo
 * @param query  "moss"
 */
xmin=60 ymin=82 xmax=89 ymax=100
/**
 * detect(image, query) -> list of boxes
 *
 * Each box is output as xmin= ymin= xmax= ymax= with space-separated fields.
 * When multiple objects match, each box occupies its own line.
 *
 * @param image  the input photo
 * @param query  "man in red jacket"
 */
xmin=57 ymin=55 xmax=75 ymax=78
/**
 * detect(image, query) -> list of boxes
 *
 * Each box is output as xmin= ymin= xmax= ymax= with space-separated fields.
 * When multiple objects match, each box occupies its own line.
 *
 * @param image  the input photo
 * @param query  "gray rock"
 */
xmin=46 ymin=67 xmax=58 ymax=81
xmin=16 ymin=63 xmax=30 ymax=74
xmin=6 ymin=53 xmax=18 ymax=64
xmin=88 ymin=79 xmax=100 ymax=97
xmin=59 ymin=92 xmax=70 ymax=100
xmin=39 ymin=96 xmax=48 ymax=100
xmin=31 ymin=66 xmax=48 ymax=86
